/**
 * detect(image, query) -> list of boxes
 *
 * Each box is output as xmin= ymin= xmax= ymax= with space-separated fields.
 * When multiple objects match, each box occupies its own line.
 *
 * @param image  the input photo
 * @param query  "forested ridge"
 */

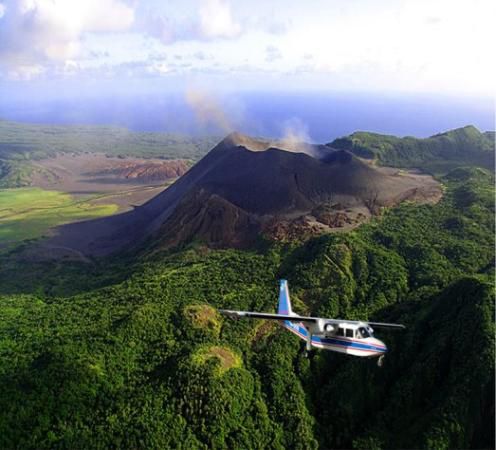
xmin=0 ymin=161 xmax=493 ymax=449
xmin=329 ymin=125 xmax=494 ymax=173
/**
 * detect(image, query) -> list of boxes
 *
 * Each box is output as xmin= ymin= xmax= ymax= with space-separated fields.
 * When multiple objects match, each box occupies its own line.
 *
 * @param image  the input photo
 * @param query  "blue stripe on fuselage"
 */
xmin=283 ymin=320 xmax=387 ymax=353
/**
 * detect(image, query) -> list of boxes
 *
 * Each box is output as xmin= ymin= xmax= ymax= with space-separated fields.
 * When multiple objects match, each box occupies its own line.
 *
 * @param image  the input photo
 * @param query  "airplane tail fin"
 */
xmin=278 ymin=279 xmax=294 ymax=316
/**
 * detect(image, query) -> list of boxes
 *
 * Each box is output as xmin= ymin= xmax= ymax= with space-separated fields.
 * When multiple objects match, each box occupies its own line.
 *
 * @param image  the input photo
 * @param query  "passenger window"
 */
xmin=337 ymin=327 xmax=345 ymax=337
xmin=346 ymin=329 xmax=354 ymax=338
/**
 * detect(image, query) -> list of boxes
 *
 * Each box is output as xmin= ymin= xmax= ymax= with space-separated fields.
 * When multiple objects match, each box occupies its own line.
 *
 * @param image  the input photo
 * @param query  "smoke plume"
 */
xmin=278 ymin=117 xmax=312 ymax=152
xmin=185 ymin=88 xmax=233 ymax=133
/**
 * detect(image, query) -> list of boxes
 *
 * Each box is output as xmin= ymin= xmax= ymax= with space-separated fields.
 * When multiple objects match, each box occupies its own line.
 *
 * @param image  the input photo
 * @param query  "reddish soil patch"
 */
xmin=32 ymin=153 xmax=189 ymax=194
xmin=30 ymin=153 xmax=190 ymax=212
xmin=86 ymin=159 xmax=189 ymax=182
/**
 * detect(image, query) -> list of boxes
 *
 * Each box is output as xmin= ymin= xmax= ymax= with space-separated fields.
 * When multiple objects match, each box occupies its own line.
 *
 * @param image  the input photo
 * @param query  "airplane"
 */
xmin=220 ymin=279 xmax=405 ymax=366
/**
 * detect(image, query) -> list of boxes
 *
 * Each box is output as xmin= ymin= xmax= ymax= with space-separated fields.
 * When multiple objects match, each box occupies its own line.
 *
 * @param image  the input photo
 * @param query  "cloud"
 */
xmin=0 ymin=0 xmax=134 ymax=73
xmin=5 ymin=64 xmax=46 ymax=81
xmin=194 ymin=51 xmax=213 ymax=61
xmin=265 ymin=45 xmax=282 ymax=63
xmin=146 ymin=62 xmax=170 ymax=75
xmin=139 ymin=13 xmax=188 ymax=45
xmin=148 ymin=52 xmax=168 ymax=61
xmin=244 ymin=15 xmax=289 ymax=35
xmin=140 ymin=0 xmax=242 ymax=45
xmin=198 ymin=0 xmax=241 ymax=39
xmin=89 ymin=50 xmax=110 ymax=59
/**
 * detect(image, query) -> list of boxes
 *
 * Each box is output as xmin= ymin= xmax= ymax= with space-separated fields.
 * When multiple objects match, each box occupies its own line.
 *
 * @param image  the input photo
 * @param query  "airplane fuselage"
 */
xmin=283 ymin=320 xmax=387 ymax=357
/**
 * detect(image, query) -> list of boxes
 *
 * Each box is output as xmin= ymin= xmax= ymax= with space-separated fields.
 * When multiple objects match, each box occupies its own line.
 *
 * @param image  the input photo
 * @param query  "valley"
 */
xmin=0 ymin=154 xmax=183 ymax=250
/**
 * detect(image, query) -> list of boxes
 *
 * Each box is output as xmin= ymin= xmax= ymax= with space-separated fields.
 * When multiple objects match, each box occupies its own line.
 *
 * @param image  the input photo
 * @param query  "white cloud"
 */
xmin=265 ymin=45 xmax=282 ymax=63
xmin=146 ymin=62 xmax=170 ymax=75
xmin=0 ymin=0 xmax=493 ymax=96
xmin=199 ymin=0 xmax=241 ymax=39
xmin=141 ymin=0 xmax=242 ymax=44
xmin=6 ymin=64 xmax=46 ymax=81
xmin=139 ymin=13 xmax=184 ymax=45
xmin=0 ymin=0 xmax=134 ymax=74
xmin=278 ymin=0 xmax=496 ymax=95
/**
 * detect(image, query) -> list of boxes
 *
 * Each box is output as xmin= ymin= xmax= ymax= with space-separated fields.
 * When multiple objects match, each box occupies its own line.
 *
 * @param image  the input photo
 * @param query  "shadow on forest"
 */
xmin=0 ymin=249 xmax=139 ymax=298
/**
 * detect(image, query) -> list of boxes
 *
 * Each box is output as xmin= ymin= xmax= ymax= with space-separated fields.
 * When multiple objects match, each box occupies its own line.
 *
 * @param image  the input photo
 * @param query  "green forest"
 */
xmin=330 ymin=125 xmax=494 ymax=174
xmin=0 ymin=157 xmax=493 ymax=449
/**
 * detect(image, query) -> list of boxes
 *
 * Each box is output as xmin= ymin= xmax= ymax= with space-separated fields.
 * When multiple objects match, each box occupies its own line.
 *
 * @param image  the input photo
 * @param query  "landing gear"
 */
xmin=377 ymin=355 xmax=385 ymax=367
xmin=303 ymin=349 xmax=315 ymax=358
xmin=306 ymin=331 xmax=313 ymax=353
xmin=301 ymin=331 xmax=314 ymax=358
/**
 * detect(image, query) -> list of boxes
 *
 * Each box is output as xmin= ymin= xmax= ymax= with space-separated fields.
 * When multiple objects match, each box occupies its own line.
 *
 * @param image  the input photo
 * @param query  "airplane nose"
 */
xmin=376 ymin=339 xmax=387 ymax=353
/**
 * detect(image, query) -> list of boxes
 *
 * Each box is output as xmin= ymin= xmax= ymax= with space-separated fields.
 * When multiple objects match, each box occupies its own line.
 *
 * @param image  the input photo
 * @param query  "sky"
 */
xmin=0 ymin=0 xmax=494 ymax=94
xmin=0 ymin=0 xmax=494 ymax=138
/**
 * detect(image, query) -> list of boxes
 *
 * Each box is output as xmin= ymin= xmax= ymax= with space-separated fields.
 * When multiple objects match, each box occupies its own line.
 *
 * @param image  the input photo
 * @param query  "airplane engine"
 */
xmin=310 ymin=319 xmax=335 ymax=335
xmin=324 ymin=323 xmax=335 ymax=333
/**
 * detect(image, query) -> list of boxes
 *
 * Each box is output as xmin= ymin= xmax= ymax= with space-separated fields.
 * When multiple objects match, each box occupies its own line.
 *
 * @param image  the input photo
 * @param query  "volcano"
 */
xmin=46 ymin=133 xmax=442 ymax=256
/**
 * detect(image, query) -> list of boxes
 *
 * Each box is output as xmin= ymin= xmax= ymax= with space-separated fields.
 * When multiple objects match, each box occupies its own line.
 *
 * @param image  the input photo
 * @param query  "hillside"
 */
xmin=44 ymin=132 xmax=441 ymax=256
xmin=0 ymin=164 xmax=493 ymax=449
xmin=329 ymin=125 xmax=495 ymax=173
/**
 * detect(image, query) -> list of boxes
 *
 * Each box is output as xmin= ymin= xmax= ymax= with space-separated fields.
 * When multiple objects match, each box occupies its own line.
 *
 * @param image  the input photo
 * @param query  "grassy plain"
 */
xmin=0 ymin=187 xmax=118 ymax=244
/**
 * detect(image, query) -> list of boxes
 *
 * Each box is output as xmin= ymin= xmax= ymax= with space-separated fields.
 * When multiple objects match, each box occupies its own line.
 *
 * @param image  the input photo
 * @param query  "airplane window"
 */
xmin=346 ymin=329 xmax=354 ymax=338
xmin=358 ymin=327 xmax=370 ymax=338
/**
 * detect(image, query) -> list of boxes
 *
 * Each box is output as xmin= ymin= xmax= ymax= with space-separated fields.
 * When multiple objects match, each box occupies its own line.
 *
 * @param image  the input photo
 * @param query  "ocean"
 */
xmin=0 ymin=90 xmax=493 ymax=142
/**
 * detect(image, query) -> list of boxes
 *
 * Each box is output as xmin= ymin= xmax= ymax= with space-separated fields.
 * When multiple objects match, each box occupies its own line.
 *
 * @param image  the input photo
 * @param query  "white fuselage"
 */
xmin=283 ymin=320 xmax=387 ymax=357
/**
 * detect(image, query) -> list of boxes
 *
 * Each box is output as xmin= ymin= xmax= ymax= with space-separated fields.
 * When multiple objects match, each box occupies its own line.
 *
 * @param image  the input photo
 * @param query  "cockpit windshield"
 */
xmin=358 ymin=327 xmax=370 ymax=338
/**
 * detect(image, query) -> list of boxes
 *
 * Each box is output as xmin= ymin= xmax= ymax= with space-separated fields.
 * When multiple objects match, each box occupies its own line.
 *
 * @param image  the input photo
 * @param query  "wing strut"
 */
xmin=305 ymin=328 xmax=312 ymax=353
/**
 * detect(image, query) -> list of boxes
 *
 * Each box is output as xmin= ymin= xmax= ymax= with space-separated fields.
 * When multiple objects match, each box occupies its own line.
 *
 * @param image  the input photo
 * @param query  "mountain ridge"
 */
xmin=328 ymin=125 xmax=495 ymax=172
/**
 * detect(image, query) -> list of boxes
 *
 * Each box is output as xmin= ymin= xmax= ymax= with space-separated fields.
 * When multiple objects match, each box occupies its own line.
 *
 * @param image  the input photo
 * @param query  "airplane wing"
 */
xmin=219 ymin=281 xmax=405 ymax=329
xmin=219 ymin=309 xmax=317 ymax=323
xmin=364 ymin=321 xmax=406 ymax=330
xmin=220 ymin=310 xmax=405 ymax=329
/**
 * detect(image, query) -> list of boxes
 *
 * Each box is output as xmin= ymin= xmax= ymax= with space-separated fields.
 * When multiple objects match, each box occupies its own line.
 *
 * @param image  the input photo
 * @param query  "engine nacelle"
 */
xmin=324 ymin=323 xmax=335 ymax=333
xmin=309 ymin=319 xmax=335 ymax=335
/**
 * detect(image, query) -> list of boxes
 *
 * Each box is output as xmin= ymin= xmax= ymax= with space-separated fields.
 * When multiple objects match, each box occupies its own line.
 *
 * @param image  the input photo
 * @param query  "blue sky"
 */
xmin=0 ymin=0 xmax=494 ymax=98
